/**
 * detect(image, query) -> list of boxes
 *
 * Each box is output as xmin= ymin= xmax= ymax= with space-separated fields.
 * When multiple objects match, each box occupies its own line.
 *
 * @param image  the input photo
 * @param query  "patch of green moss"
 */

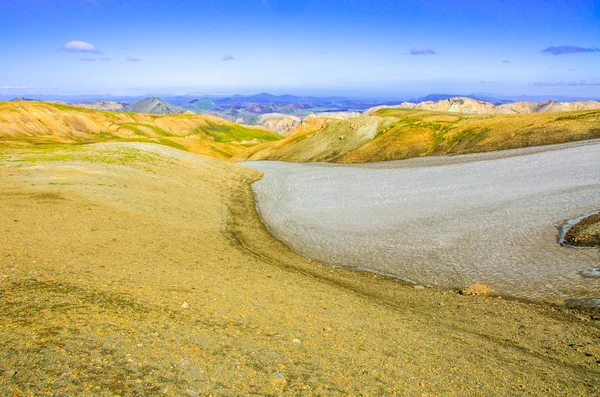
xmin=156 ymin=138 xmax=187 ymax=151
xmin=19 ymin=146 xmax=159 ymax=165
xmin=209 ymin=145 xmax=232 ymax=157
xmin=448 ymin=127 xmax=490 ymax=146
xmin=199 ymin=121 xmax=282 ymax=143
xmin=554 ymin=110 xmax=600 ymax=122
xmin=119 ymin=122 xmax=171 ymax=137
xmin=117 ymin=124 xmax=149 ymax=137
xmin=374 ymin=108 xmax=421 ymax=117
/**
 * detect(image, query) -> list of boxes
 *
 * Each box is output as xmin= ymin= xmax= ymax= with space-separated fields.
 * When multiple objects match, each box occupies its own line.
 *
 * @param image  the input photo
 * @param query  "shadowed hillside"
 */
xmin=234 ymin=108 xmax=600 ymax=163
xmin=0 ymin=101 xmax=282 ymax=159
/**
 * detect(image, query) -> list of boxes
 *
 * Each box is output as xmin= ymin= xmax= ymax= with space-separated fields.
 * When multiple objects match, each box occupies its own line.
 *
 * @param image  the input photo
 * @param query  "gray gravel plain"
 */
xmin=242 ymin=140 xmax=600 ymax=304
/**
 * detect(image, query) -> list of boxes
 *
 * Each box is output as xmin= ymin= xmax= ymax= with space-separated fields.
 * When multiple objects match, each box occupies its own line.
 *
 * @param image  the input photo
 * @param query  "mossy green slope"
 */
xmin=0 ymin=101 xmax=282 ymax=160
xmin=236 ymin=108 xmax=600 ymax=163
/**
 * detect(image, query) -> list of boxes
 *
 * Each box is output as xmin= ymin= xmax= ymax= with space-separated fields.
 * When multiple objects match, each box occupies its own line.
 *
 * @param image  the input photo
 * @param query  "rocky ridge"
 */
xmin=365 ymin=97 xmax=600 ymax=115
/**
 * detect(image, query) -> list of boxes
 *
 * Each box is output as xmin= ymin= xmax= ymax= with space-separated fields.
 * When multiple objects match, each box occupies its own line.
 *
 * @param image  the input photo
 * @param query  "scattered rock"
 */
xmin=186 ymin=390 xmax=199 ymax=397
xmin=562 ymin=212 xmax=600 ymax=247
xmin=581 ymin=267 xmax=600 ymax=278
xmin=180 ymin=360 xmax=191 ymax=367
xmin=182 ymin=302 xmax=189 ymax=309
xmin=293 ymin=338 xmax=302 ymax=344
xmin=461 ymin=283 xmax=490 ymax=296
xmin=413 ymin=285 xmax=425 ymax=290
xmin=269 ymin=372 xmax=287 ymax=387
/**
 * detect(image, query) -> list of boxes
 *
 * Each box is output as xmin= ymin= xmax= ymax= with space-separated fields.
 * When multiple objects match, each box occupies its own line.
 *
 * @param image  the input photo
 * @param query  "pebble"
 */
xmin=180 ymin=360 xmax=191 ymax=367
xmin=186 ymin=390 xmax=199 ymax=397
xmin=182 ymin=302 xmax=189 ymax=309
xmin=413 ymin=285 xmax=425 ymax=290
xmin=269 ymin=372 xmax=287 ymax=386
xmin=293 ymin=338 xmax=302 ymax=344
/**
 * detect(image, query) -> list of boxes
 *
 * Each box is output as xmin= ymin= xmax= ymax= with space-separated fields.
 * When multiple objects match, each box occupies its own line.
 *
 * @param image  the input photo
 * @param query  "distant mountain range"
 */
xmin=10 ymin=97 xmax=38 ymax=102
xmin=8 ymin=94 xmax=600 ymax=135
xmin=365 ymin=97 xmax=600 ymax=115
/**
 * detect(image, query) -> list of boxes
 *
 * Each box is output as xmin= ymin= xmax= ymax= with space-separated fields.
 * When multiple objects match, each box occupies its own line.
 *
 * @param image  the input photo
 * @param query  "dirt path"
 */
xmin=1 ymin=143 xmax=599 ymax=396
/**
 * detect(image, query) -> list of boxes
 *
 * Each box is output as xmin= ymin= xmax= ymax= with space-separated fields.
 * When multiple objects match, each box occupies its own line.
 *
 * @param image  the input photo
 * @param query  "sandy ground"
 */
xmin=245 ymin=140 xmax=600 ymax=305
xmin=1 ymin=143 xmax=599 ymax=396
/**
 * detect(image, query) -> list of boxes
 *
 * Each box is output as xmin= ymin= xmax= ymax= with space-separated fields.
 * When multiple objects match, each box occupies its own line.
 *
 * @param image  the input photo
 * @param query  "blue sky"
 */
xmin=0 ymin=0 xmax=599 ymax=98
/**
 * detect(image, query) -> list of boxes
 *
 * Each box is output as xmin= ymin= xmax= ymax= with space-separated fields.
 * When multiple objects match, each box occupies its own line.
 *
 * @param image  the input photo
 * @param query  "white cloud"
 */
xmin=62 ymin=40 xmax=101 ymax=54
xmin=532 ymin=79 xmax=600 ymax=86
xmin=0 ymin=85 xmax=59 ymax=90
xmin=0 ymin=85 xmax=34 ymax=90
xmin=127 ymin=57 xmax=142 ymax=62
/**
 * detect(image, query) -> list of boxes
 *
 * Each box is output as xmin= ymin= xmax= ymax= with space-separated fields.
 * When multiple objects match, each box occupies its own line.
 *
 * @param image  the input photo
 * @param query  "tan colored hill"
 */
xmin=365 ymin=97 xmax=600 ymax=116
xmin=234 ymin=108 xmax=600 ymax=163
xmin=305 ymin=111 xmax=362 ymax=120
xmin=255 ymin=113 xmax=302 ymax=136
xmin=72 ymin=100 xmax=126 ymax=111
xmin=0 ymin=101 xmax=282 ymax=160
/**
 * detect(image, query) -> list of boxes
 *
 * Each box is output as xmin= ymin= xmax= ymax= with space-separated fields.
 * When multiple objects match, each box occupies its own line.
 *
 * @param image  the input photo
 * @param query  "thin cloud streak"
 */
xmin=410 ymin=47 xmax=437 ymax=56
xmin=532 ymin=80 xmax=600 ymax=86
xmin=542 ymin=46 xmax=600 ymax=56
xmin=0 ymin=85 xmax=59 ymax=90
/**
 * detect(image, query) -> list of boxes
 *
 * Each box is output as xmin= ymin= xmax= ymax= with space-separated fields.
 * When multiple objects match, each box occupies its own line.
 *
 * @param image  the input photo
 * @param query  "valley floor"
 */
xmin=0 ymin=143 xmax=599 ymax=396
xmin=245 ymin=140 xmax=600 ymax=305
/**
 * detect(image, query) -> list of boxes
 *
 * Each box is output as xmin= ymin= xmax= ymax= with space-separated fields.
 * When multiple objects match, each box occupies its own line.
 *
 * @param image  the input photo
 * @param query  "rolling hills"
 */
xmin=234 ymin=107 xmax=600 ymax=163
xmin=0 ymin=101 xmax=282 ymax=159
xmin=2 ymin=101 xmax=600 ymax=164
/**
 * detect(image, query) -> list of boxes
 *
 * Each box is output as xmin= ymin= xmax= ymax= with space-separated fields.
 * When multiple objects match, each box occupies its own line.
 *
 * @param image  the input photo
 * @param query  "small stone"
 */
xmin=182 ymin=302 xmax=189 ymax=309
xmin=413 ymin=285 xmax=425 ymax=290
xmin=180 ymin=360 xmax=191 ymax=367
xmin=186 ymin=390 xmax=199 ymax=397
xmin=461 ymin=283 xmax=490 ymax=296
xmin=293 ymin=338 xmax=301 ymax=344
xmin=269 ymin=372 xmax=287 ymax=386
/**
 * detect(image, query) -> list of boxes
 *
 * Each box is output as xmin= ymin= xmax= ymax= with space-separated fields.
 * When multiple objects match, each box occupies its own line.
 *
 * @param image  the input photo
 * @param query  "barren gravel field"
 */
xmin=245 ymin=140 xmax=600 ymax=305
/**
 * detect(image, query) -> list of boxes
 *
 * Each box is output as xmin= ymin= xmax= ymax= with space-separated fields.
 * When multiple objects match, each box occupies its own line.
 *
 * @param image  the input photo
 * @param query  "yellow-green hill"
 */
xmin=234 ymin=108 xmax=600 ymax=163
xmin=0 ymin=101 xmax=282 ymax=160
